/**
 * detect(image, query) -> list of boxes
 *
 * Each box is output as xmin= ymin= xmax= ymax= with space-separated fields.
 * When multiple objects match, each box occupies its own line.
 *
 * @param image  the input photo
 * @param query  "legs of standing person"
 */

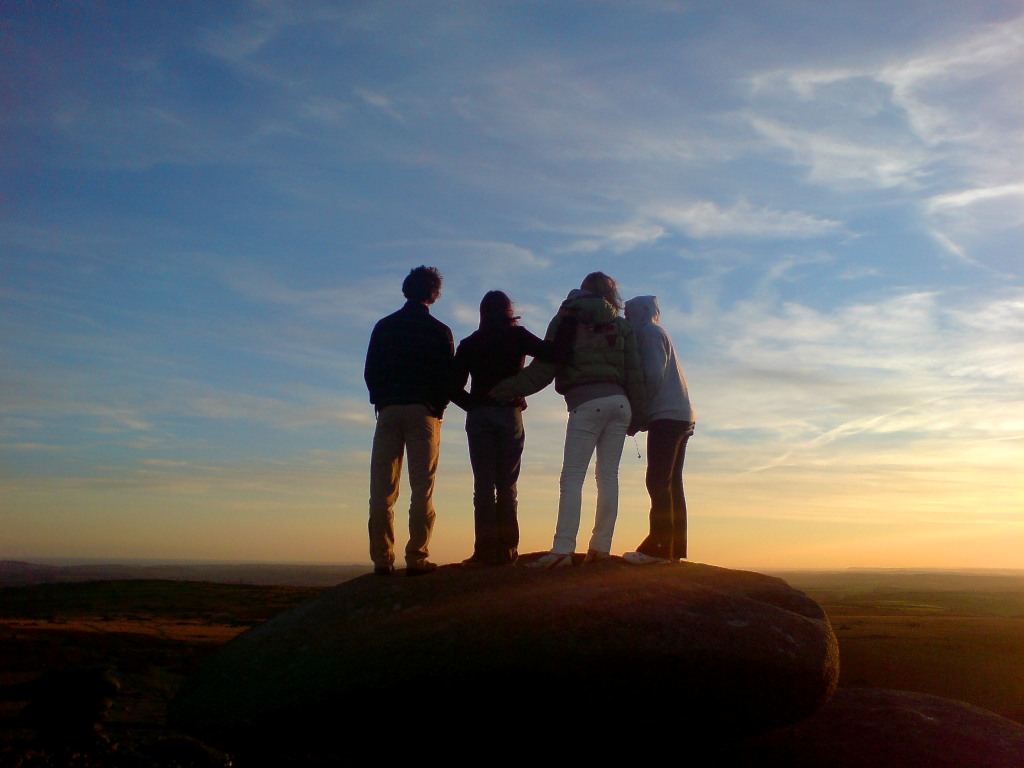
xmin=494 ymin=407 xmax=525 ymax=563
xmin=402 ymin=404 xmax=441 ymax=565
xmin=552 ymin=395 xmax=626 ymax=554
xmin=588 ymin=395 xmax=630 ymax=554
xmin=552 ymin=402 xmax=602 ymax=554
xmin=637 ymin=419 xmax=690 ymax=560
xmin=466 ymin=407 xmax=500 ymax=562
xmin=368 ymin=406 xmax=405 ymax=569
xmin=670 ymin=422 xmax=694 ymax=560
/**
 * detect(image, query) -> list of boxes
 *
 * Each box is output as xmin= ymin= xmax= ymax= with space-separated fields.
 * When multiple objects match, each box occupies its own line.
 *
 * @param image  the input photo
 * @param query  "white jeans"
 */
xmin=551 ymin=394 xmax=631 ymax=554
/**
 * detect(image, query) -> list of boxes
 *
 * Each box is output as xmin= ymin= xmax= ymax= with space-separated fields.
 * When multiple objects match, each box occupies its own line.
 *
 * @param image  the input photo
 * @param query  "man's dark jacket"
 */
xmin=364 ymin=300 xmax=455 ymax=417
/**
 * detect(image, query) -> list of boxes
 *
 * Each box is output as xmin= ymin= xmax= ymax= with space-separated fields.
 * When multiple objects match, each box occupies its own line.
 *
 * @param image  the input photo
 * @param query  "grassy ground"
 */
xmin=779 ymin=571 xmax=1024 ymax=724
xmin=0 ymin=581 xmax=322 ymax=765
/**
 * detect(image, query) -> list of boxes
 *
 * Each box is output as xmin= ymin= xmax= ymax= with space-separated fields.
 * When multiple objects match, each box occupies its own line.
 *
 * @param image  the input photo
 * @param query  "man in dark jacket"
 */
xmin=364 ymin=266 xmax=454 ymax=576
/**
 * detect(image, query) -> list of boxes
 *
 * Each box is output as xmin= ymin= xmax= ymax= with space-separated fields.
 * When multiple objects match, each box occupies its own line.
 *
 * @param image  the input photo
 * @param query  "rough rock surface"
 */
xmin=169 ymin=557 xmax=839 ymax=754
xmin=729 ymin=688 xmax=1024 ymax=767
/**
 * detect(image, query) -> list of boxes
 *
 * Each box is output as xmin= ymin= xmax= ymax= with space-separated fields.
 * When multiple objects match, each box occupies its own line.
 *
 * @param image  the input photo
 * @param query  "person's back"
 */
xmin=490 ymin=272 xmax=646 ymax=568
xmin=364 ymin=266 xmax=454 ymax=576
xmin=452 ymin=291 xmax=556 ymax=566
xmin=454 ymin=325 xmax=550 ymax=410
xmin=622 ymin=295 xmax=695 ymax=564
xmin=365 ymin=302 xmax=454 ymax=417
xmin=625 ymin=295 xmax=692 ymax=424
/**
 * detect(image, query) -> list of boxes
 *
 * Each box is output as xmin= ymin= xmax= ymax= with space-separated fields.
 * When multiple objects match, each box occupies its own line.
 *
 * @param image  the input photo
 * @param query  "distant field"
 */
xmin=776 ymin=570 xmax=1024 ymax=724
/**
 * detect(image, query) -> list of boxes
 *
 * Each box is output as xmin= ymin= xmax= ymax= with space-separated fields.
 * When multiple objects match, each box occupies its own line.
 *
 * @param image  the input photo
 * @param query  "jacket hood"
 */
xmin=624 ymin=295 xmax=660 ymax=329
xmin=561 ymin=289 xmax=618 ymax=325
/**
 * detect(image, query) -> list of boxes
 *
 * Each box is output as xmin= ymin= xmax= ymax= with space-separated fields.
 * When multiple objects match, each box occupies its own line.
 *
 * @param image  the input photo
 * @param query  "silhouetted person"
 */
xmin=364 ymin=266 xmax=454 ymax=576
xmin=452 ymin=291 xmax=566 ymax=567
xmin=491 ymin=272 xmax=646 ymax=568
xmin=622 ymin=295 xmax=695 ymax=564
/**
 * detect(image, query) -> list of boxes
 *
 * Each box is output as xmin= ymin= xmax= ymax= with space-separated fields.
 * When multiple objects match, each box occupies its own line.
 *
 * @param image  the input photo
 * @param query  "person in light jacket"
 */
xmin=621 ymin=295 xmax=695 ymax=564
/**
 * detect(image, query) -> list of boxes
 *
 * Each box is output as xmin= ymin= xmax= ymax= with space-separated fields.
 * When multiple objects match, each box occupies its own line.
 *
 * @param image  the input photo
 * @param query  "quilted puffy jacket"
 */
xmin=491 ymin=290 xmax=646 ymax=422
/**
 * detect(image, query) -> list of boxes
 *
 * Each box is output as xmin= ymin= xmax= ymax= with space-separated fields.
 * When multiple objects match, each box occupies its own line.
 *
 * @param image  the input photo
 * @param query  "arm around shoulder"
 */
xmin=490 ymin=316 xmax=562 ymax=400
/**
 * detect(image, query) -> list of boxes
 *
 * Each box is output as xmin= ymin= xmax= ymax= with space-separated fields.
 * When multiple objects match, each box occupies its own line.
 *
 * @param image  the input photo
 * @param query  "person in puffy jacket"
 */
xmin=621 ymin=295 xmax=695 ymax=564
xmin=491 ymin=272 xmax=646 ymax=568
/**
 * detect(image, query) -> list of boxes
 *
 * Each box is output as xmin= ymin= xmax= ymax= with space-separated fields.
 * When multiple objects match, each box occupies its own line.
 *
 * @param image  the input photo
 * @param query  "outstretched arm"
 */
xmin=490 ymin=315 xmax=563 ymax=400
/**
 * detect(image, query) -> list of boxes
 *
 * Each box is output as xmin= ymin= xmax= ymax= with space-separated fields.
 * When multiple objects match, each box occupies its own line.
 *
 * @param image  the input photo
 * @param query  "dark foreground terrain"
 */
xmin=0 ymin=564 xmax=1021 ymax=765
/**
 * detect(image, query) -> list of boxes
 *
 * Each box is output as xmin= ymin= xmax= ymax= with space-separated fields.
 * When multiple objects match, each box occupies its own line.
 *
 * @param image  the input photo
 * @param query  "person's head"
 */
xmin=402 ymin=265 xmax=443 ymax=304
xmin=479 ymin=290 xmax=519 ymax=328
xmin=580 ymin=271 xmax=622 ymax=310
xmin=624 ymin=295 xmax=660 ymax=326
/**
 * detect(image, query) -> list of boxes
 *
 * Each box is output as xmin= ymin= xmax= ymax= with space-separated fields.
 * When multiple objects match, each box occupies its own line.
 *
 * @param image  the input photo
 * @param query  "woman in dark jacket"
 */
xmin=452 ymin=291 xmax=563 ymax=566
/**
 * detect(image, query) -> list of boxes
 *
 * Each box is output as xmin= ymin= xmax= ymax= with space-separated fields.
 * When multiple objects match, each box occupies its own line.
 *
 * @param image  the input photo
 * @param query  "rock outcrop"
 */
xmin=170 ymin=557 xmax=838 ymax=756
xmin=729 ymin=688 xmax=1024 ymax=767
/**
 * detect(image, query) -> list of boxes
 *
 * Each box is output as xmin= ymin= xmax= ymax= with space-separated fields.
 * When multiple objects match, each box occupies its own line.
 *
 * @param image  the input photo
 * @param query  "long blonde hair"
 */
xmin=580 ymin=271 xmax=622 ymax=310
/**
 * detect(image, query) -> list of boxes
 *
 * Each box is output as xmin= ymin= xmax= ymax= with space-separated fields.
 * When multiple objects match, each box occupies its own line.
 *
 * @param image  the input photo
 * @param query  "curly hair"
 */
xmin=402 ymin=265 xmax=443 ymax=304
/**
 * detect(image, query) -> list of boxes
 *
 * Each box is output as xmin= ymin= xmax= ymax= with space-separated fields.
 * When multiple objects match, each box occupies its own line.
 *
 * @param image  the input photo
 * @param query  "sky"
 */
xmin=2 ymin=1 xmax=1022 ymax=570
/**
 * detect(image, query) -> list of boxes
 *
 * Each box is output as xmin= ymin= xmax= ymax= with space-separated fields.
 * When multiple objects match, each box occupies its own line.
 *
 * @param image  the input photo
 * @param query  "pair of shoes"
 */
xmin=623 ymin=551 xmax=672 ymax=565
xmin=526 ymin=552 xmax=573 ymax=569
xmin=406 ymin=560 xmax=438 ymax=576
xmin=583 ymin=549 xmax=610 ymax=564
xmin=374 ymin=564 xmax=395 ymax=576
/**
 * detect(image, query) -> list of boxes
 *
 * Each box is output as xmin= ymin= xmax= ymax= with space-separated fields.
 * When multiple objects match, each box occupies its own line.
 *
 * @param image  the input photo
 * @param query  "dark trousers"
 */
xmin=466 ymin=406 xmax=525 ymax=564
xmin=637 ymin=419 xmax=694 ymax=560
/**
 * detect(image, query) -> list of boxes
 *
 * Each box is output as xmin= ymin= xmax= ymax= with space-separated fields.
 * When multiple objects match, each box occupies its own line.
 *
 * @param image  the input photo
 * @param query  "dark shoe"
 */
xmin=406 ymin=559 xmax=438 ymax=576
xmin=583 ymin=549 xmax=611 ymax=564
xmin=461 ymin=554 xmax=491 ymax=568
xmin=374 ymin=564 xmax=395 ymax=576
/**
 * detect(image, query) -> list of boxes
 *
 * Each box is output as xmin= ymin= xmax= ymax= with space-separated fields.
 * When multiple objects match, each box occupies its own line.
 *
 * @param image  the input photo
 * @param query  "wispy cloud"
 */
xmin=561 ymin=222 xmax=666 ymax=253
xmin=747 ymin=117 xmax=927 ymax=189
xmin=927 ymin=183 xmax=1024 ymax=212
xmin=354 ymin=88 xmax=405 ymax=122
xmin=649 ymin=199 xmax=845 ymax=240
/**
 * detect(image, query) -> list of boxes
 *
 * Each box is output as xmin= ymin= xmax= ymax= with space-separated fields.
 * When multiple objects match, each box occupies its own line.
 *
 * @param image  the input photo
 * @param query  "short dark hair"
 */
xmin=402 ymin=265 xmax=443 ymax=304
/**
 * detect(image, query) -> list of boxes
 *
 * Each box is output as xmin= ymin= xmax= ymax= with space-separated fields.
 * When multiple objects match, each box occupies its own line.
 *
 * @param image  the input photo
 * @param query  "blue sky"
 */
xmin=2 ymin=1 xmax=1022 ymax=568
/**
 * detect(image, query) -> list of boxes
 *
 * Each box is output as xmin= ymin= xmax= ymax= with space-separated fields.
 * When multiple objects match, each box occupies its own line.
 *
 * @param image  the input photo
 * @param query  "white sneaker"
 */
xmin=623 ymin=551 xmax=671 ymax=565
xmin=527 ymin=552 xmax=574 ymax=569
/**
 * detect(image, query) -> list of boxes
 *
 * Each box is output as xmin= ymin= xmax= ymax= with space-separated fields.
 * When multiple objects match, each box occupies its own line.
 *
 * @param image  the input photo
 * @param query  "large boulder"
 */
xmin=169 ymin=557 xmax=838 ymax=755
xmin=729 ymin=688 xmax=1024 ymax=767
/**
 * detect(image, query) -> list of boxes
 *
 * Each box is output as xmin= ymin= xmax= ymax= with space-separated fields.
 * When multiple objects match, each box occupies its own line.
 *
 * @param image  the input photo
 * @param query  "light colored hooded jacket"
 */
xmin=624 ymin=296 xmax=693 ymax=424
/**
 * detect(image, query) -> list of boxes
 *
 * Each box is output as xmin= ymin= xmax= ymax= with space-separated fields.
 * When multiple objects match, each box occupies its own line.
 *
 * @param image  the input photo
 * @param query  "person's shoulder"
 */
xmin=457 ymin=328 xmax=483 ymax=348
xmin=374 ymin=304 xmax=407 ymax=324
xmin=428 ymin=312 xmax=453 ymax=334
